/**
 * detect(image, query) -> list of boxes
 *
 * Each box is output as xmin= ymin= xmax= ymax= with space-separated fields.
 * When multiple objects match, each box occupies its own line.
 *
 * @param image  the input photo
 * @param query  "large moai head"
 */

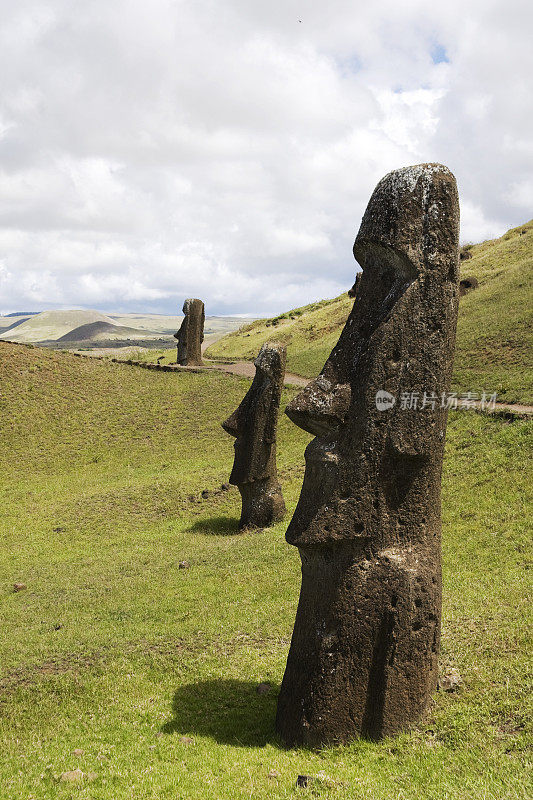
xmin=174 ymin=298 xmax=204 ymax=366
xmin=276 ymin=164 xmax=460 ymax=746
xmin=222 ymin=342 xmax=287 ymax=529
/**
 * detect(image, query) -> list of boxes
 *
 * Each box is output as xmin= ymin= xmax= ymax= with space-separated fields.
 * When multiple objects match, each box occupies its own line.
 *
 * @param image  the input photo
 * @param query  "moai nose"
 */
xmin=285 ymin=376 xmax=351 ymax=437
xmin=221 ymin=408 xmax=240 ymax=438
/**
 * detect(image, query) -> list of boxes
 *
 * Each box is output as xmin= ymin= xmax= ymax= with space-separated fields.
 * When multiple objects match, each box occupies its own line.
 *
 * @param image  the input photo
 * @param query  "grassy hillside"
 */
xmin=0 ymin=341 xmax=530 ymax=799
xmin=206 ymin=221 xmax=533 ymax=403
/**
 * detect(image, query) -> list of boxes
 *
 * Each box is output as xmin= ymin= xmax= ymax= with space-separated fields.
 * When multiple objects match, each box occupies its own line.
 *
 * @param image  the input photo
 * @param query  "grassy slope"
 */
xmin=206 ymin=221 xmax=533 ymax=403
xmin=0 ymin=341 xmax=531 ymax=799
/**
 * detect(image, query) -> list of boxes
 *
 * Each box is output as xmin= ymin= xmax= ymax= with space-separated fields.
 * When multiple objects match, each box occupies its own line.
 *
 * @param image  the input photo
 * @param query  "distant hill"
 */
xmin=0 ymin=309 xmax=118 ymax=343
xmin=0 ymin=308 xmax=254 ymax=346
xmin=4 ymin=311 xmax=40 ymax=317
xmin=207 ymin=220 xmax=533 ymax=404
xmin=109 ymin=313 xmax=183 ymax=334
xmin=110 ymin=313 xmax=253 ymax=339
xmin=57 ymin=320 xmax=150 ymax=342
xmin=0 ymin=317 xmax=31 ymax=336
xmin=0 ymin=314 xmax=30 ymax=332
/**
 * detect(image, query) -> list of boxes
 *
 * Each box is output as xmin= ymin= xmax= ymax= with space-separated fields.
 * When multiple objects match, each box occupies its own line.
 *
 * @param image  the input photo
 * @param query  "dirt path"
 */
xmin=6 ymin=338 xmax=529 ymax=415
xmin=490 ymin=401 xmax=533 ymax=416
xmin=205 ymin=359 xmax=308 ymax=387
xmin=199 ymin=360 xmax=533 ymax=415
xmin=96 ymin=350 xmax=533 ymax=417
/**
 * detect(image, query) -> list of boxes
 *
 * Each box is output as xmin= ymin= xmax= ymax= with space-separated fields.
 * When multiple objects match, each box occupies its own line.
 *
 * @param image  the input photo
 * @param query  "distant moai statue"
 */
xmin=174 ymin=299 xmax=204 ymax=366
xmin=222 ymin=342 xmax=287 ymax=529
xmin=276 ymin=164 xmax=460 ymax=746
xmin=347 ymin=272 xmax=361 ymax=298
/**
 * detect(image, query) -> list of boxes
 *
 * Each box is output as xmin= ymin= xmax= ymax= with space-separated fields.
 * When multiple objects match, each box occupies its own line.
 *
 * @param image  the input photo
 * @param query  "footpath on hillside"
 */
xmin=3 ymin=338 xmax=530 ymax=417
xmin=204 ymin=359 xmax=308 ymax=387
xmin=205 ymin=360 xmax=532 ymax=416
xmin=163 ymin=356 xmax=533 ymax=417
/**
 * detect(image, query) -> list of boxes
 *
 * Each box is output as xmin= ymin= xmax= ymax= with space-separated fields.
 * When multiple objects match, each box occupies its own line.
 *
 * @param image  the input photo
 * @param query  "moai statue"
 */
xmin=347 ymin=272 xmax=361 ymax=298
xmin=174 ymin=299 xmax=204 ymax=366
xmin=222 ymin=342 xmax=287 ymax=529
xmin=276 ymin=164 xmax=460 ymax=746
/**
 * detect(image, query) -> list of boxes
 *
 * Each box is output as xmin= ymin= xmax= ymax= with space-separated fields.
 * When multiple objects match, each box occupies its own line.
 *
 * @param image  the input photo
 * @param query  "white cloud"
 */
xmin=0 ymin=0 xmax=531 ymax=315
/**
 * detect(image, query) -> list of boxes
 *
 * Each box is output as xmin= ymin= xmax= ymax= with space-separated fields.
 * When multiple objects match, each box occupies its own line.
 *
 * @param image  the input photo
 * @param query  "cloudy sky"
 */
xmin=0 ymin=0 xmax=531 ymax=316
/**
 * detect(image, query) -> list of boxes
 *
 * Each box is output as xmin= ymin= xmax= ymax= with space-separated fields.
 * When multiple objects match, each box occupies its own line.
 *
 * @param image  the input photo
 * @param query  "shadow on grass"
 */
xmin=188 ymin=516 xmax=240 ymax=536
xmin=161 ymin=679 xmax=281 ymax=747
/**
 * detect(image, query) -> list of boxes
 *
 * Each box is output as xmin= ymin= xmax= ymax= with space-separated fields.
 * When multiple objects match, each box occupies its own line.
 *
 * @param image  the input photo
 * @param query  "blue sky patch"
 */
xmin=337 ymin=54 xmax=362 ymax=77
xmin=431 ymin=43 xmax=449 ymax=64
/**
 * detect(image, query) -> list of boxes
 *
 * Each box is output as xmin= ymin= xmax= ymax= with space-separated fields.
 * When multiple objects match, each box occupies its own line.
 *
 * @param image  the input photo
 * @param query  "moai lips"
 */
xmin=222 ymin=342 xmax=287 ymax=530
xmin=174 ymin=299 xmax=204 ymax=366
xmin=276 ymin=164 xmax=460 ymax=746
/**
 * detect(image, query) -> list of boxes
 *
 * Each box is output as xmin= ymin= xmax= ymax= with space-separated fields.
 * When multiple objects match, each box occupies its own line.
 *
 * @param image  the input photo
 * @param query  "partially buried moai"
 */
xmin=222 ymin=342 xmax=287 ymax=529
xmin=276 ymin=163 xmax=460 ymax=746
xmin=174 ymin=298 xmax=204 ymax=366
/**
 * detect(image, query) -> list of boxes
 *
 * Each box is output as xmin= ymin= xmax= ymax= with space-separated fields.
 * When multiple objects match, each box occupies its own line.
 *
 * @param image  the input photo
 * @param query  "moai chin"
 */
xmin=222 ymin=342 xmax=287 ymax=530
xmin=276 ymin=163 xmax=460 ymax=746
xmin=174 ymin=299 xmax=204 ymax=366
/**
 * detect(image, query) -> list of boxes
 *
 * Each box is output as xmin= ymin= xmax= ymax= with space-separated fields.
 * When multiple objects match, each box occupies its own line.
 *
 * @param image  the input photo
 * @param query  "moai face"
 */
xmin=276 ymin=164 xmax=460 ymax=745
xmin=223 ymin=342 xmax=286 ymax=485
xmin=222 ymin=342 xmax=287 ymax=529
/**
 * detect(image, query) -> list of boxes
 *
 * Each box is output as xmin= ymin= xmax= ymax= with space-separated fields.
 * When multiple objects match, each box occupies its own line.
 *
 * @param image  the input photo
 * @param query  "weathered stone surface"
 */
xmin=174 ymin=299 xmax=204 ymax=366
xmin=276 ymin=163 xmax=460 ymax=746
xmin=222 ymin=342 xmax=287 ymax=529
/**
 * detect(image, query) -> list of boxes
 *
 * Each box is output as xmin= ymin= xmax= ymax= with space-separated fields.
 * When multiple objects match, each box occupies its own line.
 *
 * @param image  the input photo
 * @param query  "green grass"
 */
xmin=453 ymin=222 xmax=533 ymax=402
xmin=0 ymin=341 xmax=531 ymax=798
xmin=206 ymin=294 xmax=352 ymax=379
xmin=206 ymin=221 xmax=533 ymax=403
